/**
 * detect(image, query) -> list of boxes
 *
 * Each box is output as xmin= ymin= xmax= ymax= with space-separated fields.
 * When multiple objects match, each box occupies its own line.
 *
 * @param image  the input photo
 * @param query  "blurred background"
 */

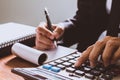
xmin=0 ymin=0 xmax=77 ymax=26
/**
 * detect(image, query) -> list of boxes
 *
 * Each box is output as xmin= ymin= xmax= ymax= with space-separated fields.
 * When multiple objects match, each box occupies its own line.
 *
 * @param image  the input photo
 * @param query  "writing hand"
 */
xmin=35 ymin=22 xmax=64 ymax=50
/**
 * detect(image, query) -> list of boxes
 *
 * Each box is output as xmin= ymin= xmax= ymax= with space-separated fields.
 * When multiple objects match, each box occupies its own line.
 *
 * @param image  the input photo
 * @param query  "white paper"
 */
xmin=11 ymin=43 xmax=77 ymax=65
xmin=42 ymin=46 xmax=77 ymax=63
xmin=11 ymin=43 xmax=47 ymax=65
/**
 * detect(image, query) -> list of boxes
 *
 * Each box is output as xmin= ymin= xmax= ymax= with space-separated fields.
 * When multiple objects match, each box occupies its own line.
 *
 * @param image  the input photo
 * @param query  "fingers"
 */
xmin=75 ymin=36 xmax=120 ymax=68
xmin=37 ymin=24 xmax=64 ymax=40
xmin=102 ymin=38 xmax=120 ymax=67
xmin=37 ymin=27 xmax=54 ymax=40
xmin=88 ymin=36 xmax=111 ymax=67
xmin=74 ymin=45 xmax=93 ymax=67
xmin=88 ymin=36 xmax=113 ymax=67
xmin=111 ymin=47 xmax=120 ymax=64
xmin=35 ymin=22 xmax=55 ymax=50
xmin=36 ymin=23 xmax=65 ymax=50
xmin=35 ymin=33 xmax=55 ymax=50
xmin=36 ymin=40 xmax=53 ymax=50
xmin=89 ymin=40 xmax=106 ymax=67
xmin=36 ymin=33 xmax=54 ymax=46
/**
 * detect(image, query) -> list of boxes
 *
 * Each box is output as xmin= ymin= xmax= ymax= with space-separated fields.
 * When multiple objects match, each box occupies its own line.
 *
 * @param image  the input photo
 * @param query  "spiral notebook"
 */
xmin=0 ymin=22 xmax=36 ymax=57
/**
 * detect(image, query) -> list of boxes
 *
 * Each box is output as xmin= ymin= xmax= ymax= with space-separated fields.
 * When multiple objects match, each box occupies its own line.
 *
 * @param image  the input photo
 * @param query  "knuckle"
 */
xmin=103 ymin=36 xmax=112 ymax=42
xmin=38 ymin=26 xmax=43 ymax=31
xmin=56 ymin=27 xmax=64 ymax=34
xmin=37 ymin=27 xmax=45 ymax=34
xmin=36 ymin=28 xmax=40 ymax=33
xmin=58 ymin=27 xmax=64 ymax=32
xmin=95 ymin=40 xmax=105 ymax=46
xmin=106 ymin=39 xmax=116 ymax=47
xmin=104 ymin=36 xmax=111 ymax=39
xmin=87 ymin=45 xmax=93 ymax=50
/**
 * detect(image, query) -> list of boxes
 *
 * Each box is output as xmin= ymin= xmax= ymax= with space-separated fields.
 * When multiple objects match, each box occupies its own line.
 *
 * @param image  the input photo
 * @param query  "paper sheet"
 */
xmin=11 ymin=43 xmax=77 ymax=65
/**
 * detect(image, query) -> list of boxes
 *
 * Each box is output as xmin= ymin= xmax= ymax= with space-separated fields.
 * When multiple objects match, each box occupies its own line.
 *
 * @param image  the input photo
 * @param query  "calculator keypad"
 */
xmin=42 ymin=52 xmax=120 ymax=80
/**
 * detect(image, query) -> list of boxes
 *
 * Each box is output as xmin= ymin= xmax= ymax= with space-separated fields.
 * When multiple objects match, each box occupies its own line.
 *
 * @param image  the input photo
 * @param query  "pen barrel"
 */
xmin=44 ymin=8 xmax=53 ymax=32
xmin=46 ymin=15 xmax=53 ymax=32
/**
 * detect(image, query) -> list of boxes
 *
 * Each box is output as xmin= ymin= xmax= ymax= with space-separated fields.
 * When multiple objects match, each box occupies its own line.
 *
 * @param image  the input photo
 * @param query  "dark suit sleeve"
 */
xmin=58 ymin=0 xmax=105 ymax=47
xmin=58 ymin=0 xmax=95 ymax=47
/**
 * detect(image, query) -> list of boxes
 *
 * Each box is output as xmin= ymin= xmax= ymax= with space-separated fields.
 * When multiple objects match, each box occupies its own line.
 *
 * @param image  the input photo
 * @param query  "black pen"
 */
xmin=44 ymin=8 xmax=57 ymax=47
xmin=44 ymin=8 xmax=53 ymax=32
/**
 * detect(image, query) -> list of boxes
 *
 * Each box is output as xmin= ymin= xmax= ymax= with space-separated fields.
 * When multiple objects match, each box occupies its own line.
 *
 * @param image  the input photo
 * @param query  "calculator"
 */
xmin=12 ymin=52 xmax=120 ymax=80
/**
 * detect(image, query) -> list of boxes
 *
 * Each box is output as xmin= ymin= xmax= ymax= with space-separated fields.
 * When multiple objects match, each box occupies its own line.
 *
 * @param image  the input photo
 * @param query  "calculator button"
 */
xmin=62 ymin=62 xmax=72 ymax=67
xmin=84 ymin=67 xmax=91 ymax=73
xmin=75 ymin=70 xmax=85 ymax=76
xmin=66 ymin=67 xmax=75 ymax=73
xmin=51 ymin=67 xmax=61 ymax=72
xmin=57 ymin=64 xmax=66 ymax=70
xmin=66 ymin=56 xmax=75 ymax=60
xmin=54 ymin=59 xmax=64 ymax=64
xmin=75 ymin=57 xmax=79 ymax=61
xmin=72 ymin=54 xmax=80 ymax=58
xmin=85 ymin=73 xmax=95 ymax=79
xmin=42 ymin=64 xmax=52 ymax=70
xmin=61 ymin=58 xmax=69 ymax=61
xmin=69 ymin=60 xmax=76 ymax=64
xmin=49 ymin=62 xmax=57 ymax=66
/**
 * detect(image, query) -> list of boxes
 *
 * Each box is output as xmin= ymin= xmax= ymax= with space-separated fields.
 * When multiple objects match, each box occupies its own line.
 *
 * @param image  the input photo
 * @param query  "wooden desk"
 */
xmin=0 ymin=55 xmax=120 ymax=80
xmin=0 ymin=55 xmax=38 ymax=80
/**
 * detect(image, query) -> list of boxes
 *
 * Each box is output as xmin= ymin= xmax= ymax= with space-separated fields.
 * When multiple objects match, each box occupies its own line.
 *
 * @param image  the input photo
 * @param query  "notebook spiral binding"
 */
xmin=0 ymin=33 xmax=36 ymax=57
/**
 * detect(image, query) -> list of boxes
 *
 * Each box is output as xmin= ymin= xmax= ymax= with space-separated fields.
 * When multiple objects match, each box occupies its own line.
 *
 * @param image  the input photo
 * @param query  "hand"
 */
xmin=75 ymin=36 xmax=120 ymax=67
xmin=35 ymin=22 xmax=64 ymax=50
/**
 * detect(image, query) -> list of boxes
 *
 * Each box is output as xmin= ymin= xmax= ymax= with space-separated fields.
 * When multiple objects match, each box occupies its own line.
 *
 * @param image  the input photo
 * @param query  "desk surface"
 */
xmin=0 ymin=55 xmax=120 ymax=80
xmin=0 ymin=55 xmax=38 ymax=80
